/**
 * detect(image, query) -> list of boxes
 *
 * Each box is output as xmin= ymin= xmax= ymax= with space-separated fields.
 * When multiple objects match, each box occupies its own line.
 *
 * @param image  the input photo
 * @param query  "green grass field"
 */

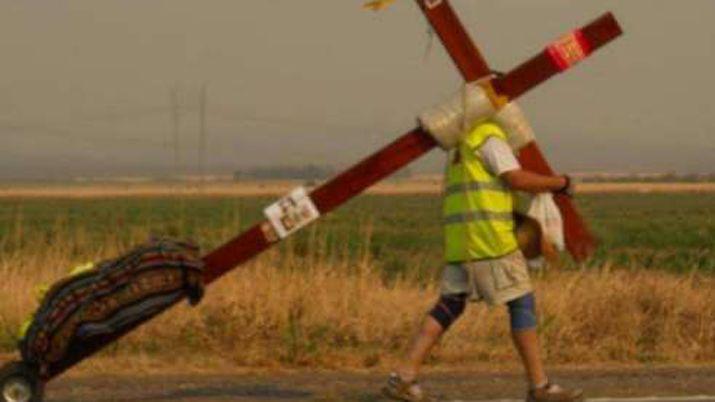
xmin=1 ymin=192 xmax=714 ymax=367
xmin=1 ymin=193 xmax=713 ymax=275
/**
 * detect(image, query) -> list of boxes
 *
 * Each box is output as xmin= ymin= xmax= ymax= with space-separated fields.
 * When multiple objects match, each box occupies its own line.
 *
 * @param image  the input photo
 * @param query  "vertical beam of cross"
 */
xmin=414 ymin=0 xmax=598 ymax=261
xmin=415 ymin=0 xmax=490 ymax=81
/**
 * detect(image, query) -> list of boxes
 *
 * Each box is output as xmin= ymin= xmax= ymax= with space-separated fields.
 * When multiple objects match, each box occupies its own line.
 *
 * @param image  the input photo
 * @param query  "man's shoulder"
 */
xmin=463 ymin=121 xmax=508 ymax=149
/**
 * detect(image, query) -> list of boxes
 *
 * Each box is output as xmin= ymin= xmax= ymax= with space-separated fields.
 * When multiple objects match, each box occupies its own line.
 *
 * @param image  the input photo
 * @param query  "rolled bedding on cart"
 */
xmin=18 ymin=238 xmax=205 ymax=377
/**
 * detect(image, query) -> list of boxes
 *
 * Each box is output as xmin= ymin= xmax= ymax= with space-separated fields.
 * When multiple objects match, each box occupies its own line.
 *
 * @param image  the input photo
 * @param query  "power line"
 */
xmin=0 ymin=120 xmax=165 ymax=146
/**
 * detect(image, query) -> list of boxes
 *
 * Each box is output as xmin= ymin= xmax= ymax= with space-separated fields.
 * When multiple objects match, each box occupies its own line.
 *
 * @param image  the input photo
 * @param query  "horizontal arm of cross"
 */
xmin=493 ymin=12 xmax=622 ymax=100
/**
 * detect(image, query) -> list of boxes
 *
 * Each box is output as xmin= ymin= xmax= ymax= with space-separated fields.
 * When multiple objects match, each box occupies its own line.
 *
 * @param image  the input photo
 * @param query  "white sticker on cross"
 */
xmin=264 ymin=187 xmax=321 ymax=239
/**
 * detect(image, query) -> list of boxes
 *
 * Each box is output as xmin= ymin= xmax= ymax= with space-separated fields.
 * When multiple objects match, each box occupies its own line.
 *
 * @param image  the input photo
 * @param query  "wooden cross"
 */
xmin=200 ymin=5 xmax=622 ymax=284
xmin=46 ymin=4 xmax=622 ymax=381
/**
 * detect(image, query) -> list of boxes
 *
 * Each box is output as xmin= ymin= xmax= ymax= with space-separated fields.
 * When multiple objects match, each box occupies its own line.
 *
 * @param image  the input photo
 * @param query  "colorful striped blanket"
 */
xmin=20 ymin=238 xmax=205 ymax=376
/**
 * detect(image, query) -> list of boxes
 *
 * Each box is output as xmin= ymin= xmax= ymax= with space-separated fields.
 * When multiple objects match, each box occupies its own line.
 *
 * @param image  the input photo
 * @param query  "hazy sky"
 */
xmin=0 ymin=0 xmax=713 ymax=180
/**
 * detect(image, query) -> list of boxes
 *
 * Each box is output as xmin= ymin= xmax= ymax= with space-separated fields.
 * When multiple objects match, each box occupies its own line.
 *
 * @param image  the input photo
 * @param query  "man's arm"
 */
xmin=478 ymin=137 xmax=570 ymax=195
xmin=501 ymin=169 xmax=568 ymax=194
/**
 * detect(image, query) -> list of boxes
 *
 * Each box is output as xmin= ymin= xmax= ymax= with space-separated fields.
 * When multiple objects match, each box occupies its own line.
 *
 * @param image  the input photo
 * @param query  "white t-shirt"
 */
xmin=477 ymin=137 xmax=521 ymax=176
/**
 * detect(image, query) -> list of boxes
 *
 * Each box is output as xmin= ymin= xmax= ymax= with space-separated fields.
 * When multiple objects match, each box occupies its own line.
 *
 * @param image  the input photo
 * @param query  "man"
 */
xmin=382 ymin=119 xmax=581 ymax=402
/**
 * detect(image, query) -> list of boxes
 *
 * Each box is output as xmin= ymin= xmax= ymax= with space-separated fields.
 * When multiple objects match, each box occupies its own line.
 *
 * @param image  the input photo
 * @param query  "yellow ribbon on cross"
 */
xmin=363 ymin=0 xmax=397 ymax=11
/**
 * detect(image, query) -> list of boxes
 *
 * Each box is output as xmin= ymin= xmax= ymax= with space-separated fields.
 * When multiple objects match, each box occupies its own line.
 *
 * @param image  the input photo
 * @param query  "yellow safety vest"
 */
xmin=443 ymin=121 xmax=518 ymax=262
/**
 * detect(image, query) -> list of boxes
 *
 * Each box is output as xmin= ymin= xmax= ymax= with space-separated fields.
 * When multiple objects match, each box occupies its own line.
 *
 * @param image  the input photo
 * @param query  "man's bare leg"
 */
xmin=397 ymin=316 xmax=445 ymax=382
xmin=512 ymin=328 xmax=548 ymax=388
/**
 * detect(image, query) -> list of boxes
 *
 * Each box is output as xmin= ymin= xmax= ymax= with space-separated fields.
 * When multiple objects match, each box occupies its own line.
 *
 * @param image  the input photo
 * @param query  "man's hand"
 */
xmin=502 ymin=170 xmax=571 ymax=195
xmin=554 ymin=174 xmax=575 ymax=197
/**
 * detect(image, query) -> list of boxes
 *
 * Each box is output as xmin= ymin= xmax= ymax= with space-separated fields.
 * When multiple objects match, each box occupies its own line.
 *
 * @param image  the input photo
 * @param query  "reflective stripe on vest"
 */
xmin=444 ymin=181 xmax=508 ymax=196
xmin=443 ymin=121 xmax=518 ymax=262
xmin=444 ymin=210 xmax=514 ymax=225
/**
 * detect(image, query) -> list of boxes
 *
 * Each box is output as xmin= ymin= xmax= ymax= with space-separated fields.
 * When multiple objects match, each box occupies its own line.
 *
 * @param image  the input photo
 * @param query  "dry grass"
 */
xmin=0 ymin=180 xmax=444 ymax=199
xmin=1 ymin=180 xmax=714 ymax=199
xmin=577 ymin=182 xmax=715 ymax=194
xmin=1 ymin=234 xmax=713 ymax=371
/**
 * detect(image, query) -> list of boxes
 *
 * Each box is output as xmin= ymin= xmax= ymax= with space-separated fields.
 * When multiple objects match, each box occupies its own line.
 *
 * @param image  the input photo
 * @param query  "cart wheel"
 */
xmin=0 ymin=362 xmax=43 ymax=402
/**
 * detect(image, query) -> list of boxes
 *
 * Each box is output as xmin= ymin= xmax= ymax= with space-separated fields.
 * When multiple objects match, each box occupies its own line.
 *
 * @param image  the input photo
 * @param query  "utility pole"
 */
xmin=198 ymin=83 xmax=208 ymax=184
xmin=170 ymin=85 xmax=181 ymax=180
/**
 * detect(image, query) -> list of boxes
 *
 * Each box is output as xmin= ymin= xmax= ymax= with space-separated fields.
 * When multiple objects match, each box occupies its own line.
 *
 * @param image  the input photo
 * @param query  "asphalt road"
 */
xmin=43 ymin=367 xmax=715 ymax=402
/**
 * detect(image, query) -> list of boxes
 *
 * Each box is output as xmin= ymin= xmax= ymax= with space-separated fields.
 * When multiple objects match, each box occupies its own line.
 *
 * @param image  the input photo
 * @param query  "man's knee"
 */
xmin=429 ymin=294 xmax=467 ymax=330
xmin=507 ymin=292 xmax=537 ymax=331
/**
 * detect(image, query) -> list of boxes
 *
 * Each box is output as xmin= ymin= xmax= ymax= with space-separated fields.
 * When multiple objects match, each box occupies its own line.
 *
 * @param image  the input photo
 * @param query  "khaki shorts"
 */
xmin=440 ymin=250 xmax=533 ymax=306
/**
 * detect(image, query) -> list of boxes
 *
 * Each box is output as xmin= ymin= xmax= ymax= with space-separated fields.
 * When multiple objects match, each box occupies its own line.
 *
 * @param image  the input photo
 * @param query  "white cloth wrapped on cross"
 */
xmin=421 ymin=84 xmax=565 ymax=264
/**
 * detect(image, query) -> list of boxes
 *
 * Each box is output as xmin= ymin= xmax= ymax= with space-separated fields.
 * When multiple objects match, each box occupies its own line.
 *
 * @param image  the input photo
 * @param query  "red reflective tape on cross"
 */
xmin=546 ymin=30 xmax=592 ymax=71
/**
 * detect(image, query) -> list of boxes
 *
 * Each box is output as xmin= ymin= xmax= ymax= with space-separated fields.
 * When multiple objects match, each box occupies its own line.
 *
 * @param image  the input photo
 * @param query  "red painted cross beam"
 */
xmin=204 ymin=10 xmax=623 ymax=282
xmin=415 ymin=0 xmax=622 ymax=261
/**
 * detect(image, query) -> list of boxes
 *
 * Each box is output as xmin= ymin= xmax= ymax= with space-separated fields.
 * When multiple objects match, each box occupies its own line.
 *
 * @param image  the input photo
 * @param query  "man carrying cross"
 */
xmin=373 ymin=0 xmax=623 ymax=400
xmin=382 ymin=118 xmax=582 ymax=402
